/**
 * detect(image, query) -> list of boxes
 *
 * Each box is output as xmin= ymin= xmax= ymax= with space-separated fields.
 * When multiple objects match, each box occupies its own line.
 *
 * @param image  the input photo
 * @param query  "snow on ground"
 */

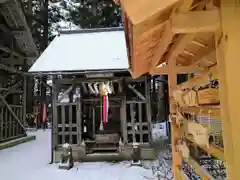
xmin=0 ymin=127 xmax=172 ymax=180
xmin=0 ymin=131 xmax=51 ymax=180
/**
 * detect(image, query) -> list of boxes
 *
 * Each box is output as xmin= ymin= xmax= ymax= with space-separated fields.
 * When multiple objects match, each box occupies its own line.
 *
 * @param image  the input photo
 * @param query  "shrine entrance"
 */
xmin=82 ymin=97 xmax=122 ymax=154
xmin=55 ymin=97 xmax=122 ymax=154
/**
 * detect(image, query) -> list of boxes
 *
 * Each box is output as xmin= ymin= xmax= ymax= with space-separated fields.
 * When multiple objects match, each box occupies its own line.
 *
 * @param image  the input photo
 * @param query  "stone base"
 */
xmin=0 ymin=136 xmax=36 ymax=150
xmin=58 ymin=162 xmax=74 ymax=170
xmin=54 ymin=144 xmax=157 ymax=162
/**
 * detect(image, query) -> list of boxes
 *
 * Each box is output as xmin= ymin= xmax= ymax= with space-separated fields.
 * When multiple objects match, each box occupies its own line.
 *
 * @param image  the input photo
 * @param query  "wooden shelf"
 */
xmin=178 ymin=65 xmax=218 ymax=90
xmin=179 ymin=106 xmax=221 ymax=120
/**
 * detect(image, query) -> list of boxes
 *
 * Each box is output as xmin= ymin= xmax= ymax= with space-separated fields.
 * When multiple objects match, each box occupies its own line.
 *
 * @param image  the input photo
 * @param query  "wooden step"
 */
xmin=85 ymin=140 xmax=119 ymax=144
xmin=89 ymin=147 xmax=118 ymax=151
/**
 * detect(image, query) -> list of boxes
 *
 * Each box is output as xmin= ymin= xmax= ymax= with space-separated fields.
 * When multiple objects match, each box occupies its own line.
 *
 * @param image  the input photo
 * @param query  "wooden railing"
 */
xmin=0 ymin=105 xmax=25 ymax=143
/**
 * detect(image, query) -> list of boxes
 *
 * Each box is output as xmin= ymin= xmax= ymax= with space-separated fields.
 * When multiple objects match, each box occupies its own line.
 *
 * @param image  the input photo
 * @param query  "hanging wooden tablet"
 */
xmin=173 ymin=89 xmax=185 ymax=106
xmin=184 ymin=89 xmax=198 ymax=106
xmin=188 ymin=121 xmax=209 ymax=147
xmin=198 ymin=88 xmax=220 ymax=105
xmin=177 ymin=140 xmax=190 ymax=159
xmin=175 ymin=112 xmax=185 ymax=128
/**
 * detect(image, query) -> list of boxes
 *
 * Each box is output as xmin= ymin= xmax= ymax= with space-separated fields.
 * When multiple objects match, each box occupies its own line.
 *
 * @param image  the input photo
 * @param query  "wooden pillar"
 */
xmin=26 ymin=0 xmax=34 ymax=115
xmin=23 ymin=76 xmax=27 ymax=126
xmin=92 ymin=107 xmax=95 ymax=137
xmin=61 ymin=105 xmax=66 ymax=143
xmin=77 ymin=99 xmax=82 ymax=145
xmin=168 ymin=56 xmax=181 ymax=177
xmin=216 ymin=1 xmax=240 ymax=179
xmin=23 ymin=60 xmax=28 ymax=127
xmin=121 ymin=95 xmax=127 ymax=144
xmin=51 ymin=76 xmax=57 ymax=162
xmin=130 ymin=103 xmax=136 ymax=143
xmin=145 ymin=76 xmax=152 ymax=143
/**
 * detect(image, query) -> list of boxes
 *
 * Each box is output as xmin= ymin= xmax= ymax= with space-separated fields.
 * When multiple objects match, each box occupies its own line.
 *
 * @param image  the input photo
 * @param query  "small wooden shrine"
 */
xmin=29 ymin=28 xmax=155 ymax=162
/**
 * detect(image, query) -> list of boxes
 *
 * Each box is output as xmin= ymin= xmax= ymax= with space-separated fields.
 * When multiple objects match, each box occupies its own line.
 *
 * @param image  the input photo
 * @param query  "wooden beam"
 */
xmin=1 ymin=81 xmax=23 ymax=98
xmin=0 ymin=0 xmax=9 ymax=3
xmin=150 ymin=22 xmax=174 ymax=70
xmin=127 ymin=84 xmax=146 ymax=101
xmin=150 ymin=0 xmax=210 ymax=72
xmin=171 ymin=10 xmax=220 ymax=33
xmin=55 ymin=77 xmax=123 ymax=85
xmin=216 ymin=1 xmax=240 ymax=179
xmin=166 ymin=34 xmax=196 ymax=64
xmin=1 ymin=57 xmax=33 ymax=66
xmin=191 ymin=36 xmax=216 ymax=65
xmin=180 ymin=106 xmax=221 ymax=120
xmin=0 ymin=45 xmax=25 ymax=59
xmin=119 ymin=0 xmax=179 ymax=25
xmin=178 ymin=0 xmax=194 ymax=12
xmin=1 ymin=58 xmax=24 ymax=65
xmin=191 ymin=42 xmax=215 ymax=68
xmin=149 ymin=0 xmax=196 ymax=71
xmin=0 ymin=64 xmax=30 ymax=76
xmin=150 ymin=65 xmax=201 ymax=75
xmin=57 ymin=86 xmax=73 ymax=103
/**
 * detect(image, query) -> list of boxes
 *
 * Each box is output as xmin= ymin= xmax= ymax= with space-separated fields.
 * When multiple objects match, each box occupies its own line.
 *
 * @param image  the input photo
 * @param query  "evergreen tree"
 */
xmin=68 ymin=0 xmax=122 ymax=28
xmin=23 ymin=0 xmax=122 ymax=47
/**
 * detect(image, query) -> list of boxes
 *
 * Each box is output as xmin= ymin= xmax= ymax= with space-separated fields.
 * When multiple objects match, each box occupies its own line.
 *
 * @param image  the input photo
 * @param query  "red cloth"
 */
xmin=42 ymin=103 xmax=47 ymax=123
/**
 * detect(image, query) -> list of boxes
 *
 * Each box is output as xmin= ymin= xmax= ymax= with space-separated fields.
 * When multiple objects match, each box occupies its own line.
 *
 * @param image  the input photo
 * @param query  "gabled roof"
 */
xmin=29 ymin=27 xmax=129 ymax=73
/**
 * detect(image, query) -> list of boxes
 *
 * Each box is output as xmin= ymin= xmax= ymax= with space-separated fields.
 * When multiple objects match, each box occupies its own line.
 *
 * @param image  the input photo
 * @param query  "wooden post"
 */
xmin=130 ymin=103 xmax=136 ymax=143
xmin=121 ymin=96 xmax=127 ymax=144
xmin=216 ymin=1 xmax=240 ymax=179
xmin=138 ymin=103 xmax=143 ymax=143
xmin=0 ymin=108 xmax=3 ymax=141
xmin=145 ymin=76 xmax=152 ymax=143
xmin=168 ymin=54 xmax=181 ymax=177
xmin=52 ymin=76 xmax=58 ymax=161
xmin=23 ymin=76 xmax=27 ymax=127
xmin=69 ymin=104 xmax=73 ymax=144
xmin=22 ymin=60 xmax=28 ymax=127
xmin=77 ymin=99 xmax=82 ymax=145
xmin=61 ymin=105 xmax=66 ymax=143
xmin=92 ymin=107 xmax=95 ymax=137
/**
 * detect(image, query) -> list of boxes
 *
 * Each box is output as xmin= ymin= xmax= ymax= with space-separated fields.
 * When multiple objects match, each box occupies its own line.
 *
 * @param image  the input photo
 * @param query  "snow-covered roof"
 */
xmin=29 ymin=28 xmax=129 ymax=73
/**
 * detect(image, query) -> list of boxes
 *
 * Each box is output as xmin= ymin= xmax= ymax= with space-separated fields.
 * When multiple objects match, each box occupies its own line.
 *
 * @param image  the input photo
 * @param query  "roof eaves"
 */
xmin=59 ymin=27 xmax=124 ymax=35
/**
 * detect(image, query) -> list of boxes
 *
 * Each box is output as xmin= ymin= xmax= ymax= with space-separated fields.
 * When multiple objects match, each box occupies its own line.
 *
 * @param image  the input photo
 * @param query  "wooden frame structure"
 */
xmin=0 ymin=0 xmax=37 ymax=143
xmin=115 ymin=0 xmax=240 ymax=179
xmin=52 ymin=73 xmax=155 ymax=162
